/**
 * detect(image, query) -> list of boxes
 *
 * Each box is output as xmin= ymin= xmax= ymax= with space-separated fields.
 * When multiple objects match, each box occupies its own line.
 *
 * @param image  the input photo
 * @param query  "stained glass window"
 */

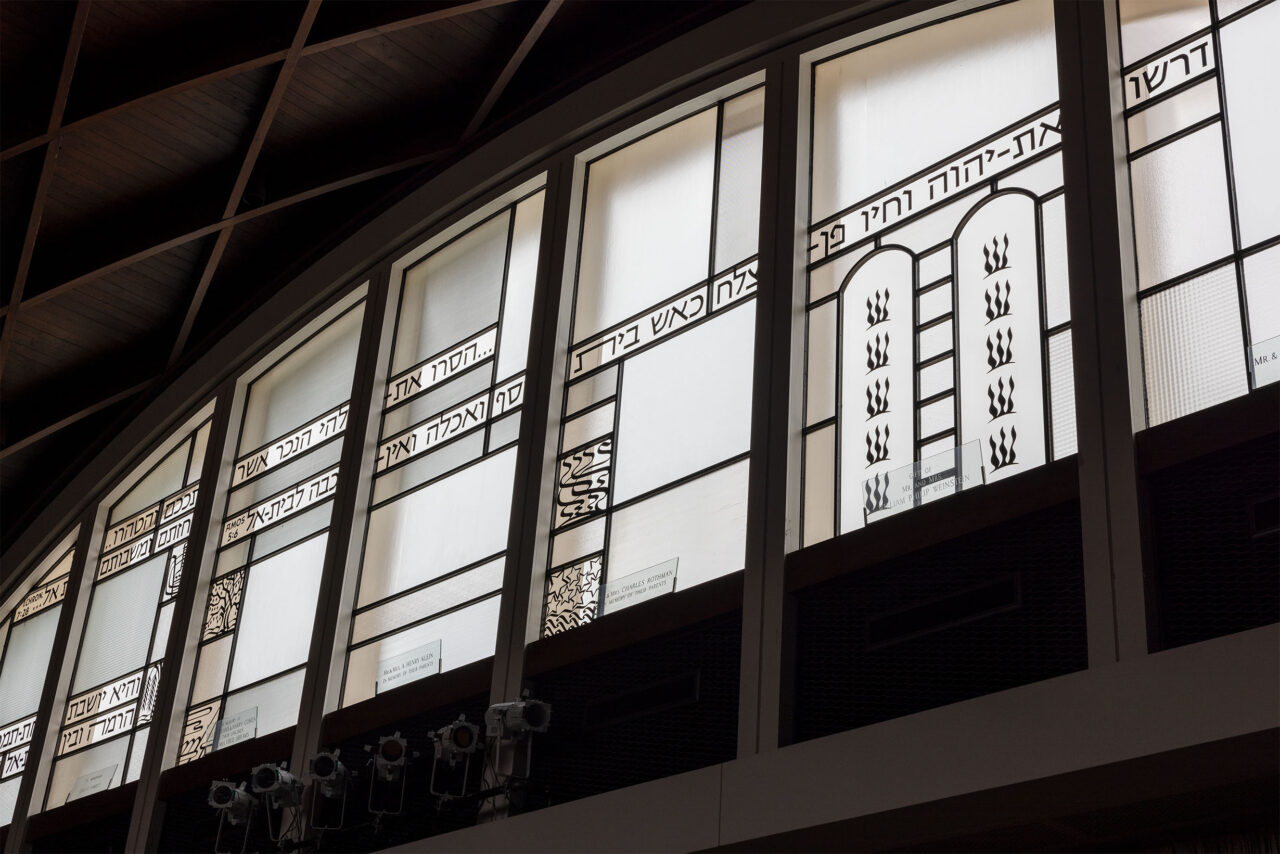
xmin=40 ymin=414 xmax=211 ymax=807
xmin=177 ymin=291 xmax=366 ymax=765
xmin=541 ymin=85 xmax=765 ymax=636
xmin=799 ymin=0 xmax=1075 ymax=547
xmin=0 ymin=532 xmax=76 ymax=824
xmin=340 ymin=188 xmax=545 ymax=706
xmin=1120 ymin=0 xmax=1279 ymax=426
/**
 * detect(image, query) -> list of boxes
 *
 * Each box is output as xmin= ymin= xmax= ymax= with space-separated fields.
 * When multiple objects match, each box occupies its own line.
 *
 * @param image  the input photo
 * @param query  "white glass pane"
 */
xmin=240 ymin=306 xmax=363 ymax=451
xmin=920 ymin=397 xmax=955 ymax=438
xmin=360 ymin=448 xmax=516 ymax=606
xmin=1042 ymin=194 xmax=1072 ymax=328
xmin=351 ymin=558 xmax=503 ymax=644
xmin=575 ymin=108 xmax=717 ymax=342
xmin=187 ymin=422 xmax=211 ymax=485
xmin=496 ymin=191 xmax=545 ymax=379
xmin=489 ymin=412 xmax=521 ymax=449
xmin=806 ymin=300 xmax=837 ymax=424
xmin=811 ymin=0 xmax=1058 ymax=221
xmin=918 ymin=283 xmax=951 ymax=324
xmin=1244 ymin=245 xmax=1280 ymax=343
xmin=1217 ymin=0 xmax=1266 ymax=17
xmin=999 ymin=151 xmax=1064 ymax=196
xmin=1220 ymin=2 xmax=1280 ymax=247
xmin=223 ymin=668 xmax=305 ymax=742
xmin=918 ymin=247 xmax=950 ymax=285
xmin=1118 ymin=0 xmax=1210 ymax=64
xmin=607 ymin=459 xmax=749 ymax=592
xmin=612 ymin=305 xmax=754 ymax=504
xmin=565 ymin=366 xmax=618 ymax=416
xmin=881 ymin=190 xmax=988 ymax=255
xmin=918 ymin=321 xmax=952 ymax=362
xmin=250 ymin=502 xmax=331 ymax=560
xmin=919 ymin=357 xmax=954 ymax=400
xmin=215 ymin=541 xmax=249 ymax=578
xmin=343 ymin=596 xmax=500 ymax=707
xmin=1142 ymin=265 xmax=1248 ymax=425
xmin=150 ymin=602 xmax=173 ymax=663
xmin=227 ymin=536 xmax=326 ymax=690
xmin=551 ymin=517 xmax=606 ymax=568
xmin=0 ymin=608 xmax=60 ymax=725
xmin=1 ymin=778 xmax=21 ymax=826
xmin=809 ymin=243 xmax=874 ymax=303
xmin=562 ymin=402 xmax=615 ymax=452
xmin=1130 ymin=125 xmax=1234 ymax=289
xmin=1127 ymin=79 xmax=1219 ymax=150
xmin=714 ymin=88 xmax=765 ymax=271
xmin=46 ymin=736 xmax=127 ymax=808
xmin=1049 ymin=331 xmax=1078 ymax=458
xmin=371 ymin=432 xmax=484 ymax=505
xmin=920 ymin=436 xmax=955 ymax=459
xmin=803 ymin=426 xmax=836 ymax=548
xmin=191 ymin=636 xmax=232 ymax=705
xmin=110 ymin=443 xmax=188 ymax=525
xmin=126 ymin=727 xmax=149 ymax=783
xmin=73 ymin=554 xmax=165 ymax=693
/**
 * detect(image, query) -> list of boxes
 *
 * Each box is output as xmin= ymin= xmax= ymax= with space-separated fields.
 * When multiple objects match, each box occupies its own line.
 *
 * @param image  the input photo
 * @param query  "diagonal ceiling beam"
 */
xmin=166 ymin=0 xmax=322 ymax=368
xmin=462 ymin=0 xmax=563 ymax=142
xmin=0 ymin=0 xmax=92 ymax=381
xmin=0 ymin=379 xmax=152 ymax=461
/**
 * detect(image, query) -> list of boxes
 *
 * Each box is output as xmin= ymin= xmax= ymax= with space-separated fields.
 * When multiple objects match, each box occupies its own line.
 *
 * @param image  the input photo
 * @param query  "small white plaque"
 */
xmin=377 ymin=640 xmax=442 ymax=694
xmin=214 ymin=706 xmax=258 ymax=750
xmin=1250 ymin=335 xmax=1280 ymax=386
xmin=66 ymin=763 xmax=118 ymax=803
xmin=601 ymin=558 xmax=678 ymax=616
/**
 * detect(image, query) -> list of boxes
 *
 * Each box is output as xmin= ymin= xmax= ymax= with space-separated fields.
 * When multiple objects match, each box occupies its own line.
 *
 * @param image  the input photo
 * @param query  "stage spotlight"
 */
xmin=484 ymin=698 xmax=552 ymax=738
xmin=208 ymin=780 xmax=255 ymax=825
xmin=374 ymin=731 xmax=409 ymax=782
xmin=250 ymin=762 xmax=302 ymax=808
xmin=310 ymin=749 xmax=348 ymax=799
xmin=435 ymin=714 xmax=480 ymax=766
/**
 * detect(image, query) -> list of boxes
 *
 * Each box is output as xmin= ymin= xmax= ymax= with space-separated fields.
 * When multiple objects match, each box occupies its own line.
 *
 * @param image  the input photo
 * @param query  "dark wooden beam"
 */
xmin=462 ymin=0 xmax=563 ymax=142
xmin=0 ymin=379 xmax=152 ymax=461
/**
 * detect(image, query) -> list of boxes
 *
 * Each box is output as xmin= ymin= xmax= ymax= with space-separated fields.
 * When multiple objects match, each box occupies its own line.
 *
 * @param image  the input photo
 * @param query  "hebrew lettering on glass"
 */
xmin=1124 ymin=35 xmax=1215 ymax=108
xmin=177 ymin=700 xmax=220 ymax=765
xmin=57 ymin=704 xmax=138 ymax=755
xmin=385 ymin=327 xmax=498 ymax=409
xmin=96 ymin=537 xmax=154 ymax=581
xmin=64 ymin=670 xmax=144 ymax=727
xmin=202 ymin=570 xmax=246 ymax=640
xmin=1 ymin=745 xmax=29 ymax=779
xmin=233 ymin=405 xmax=349 ymax=487
xmin=0 ymin=716 xmax=37 ymax=771
xmin=221 ymin=465 xmax=340 ymax=546
xmin=543 ymin=555 xmax=604 ymax=637
xmin=711 ymin=258 xmax=760 ymax=311
xmin=570 ymin=284 xmax=709 ymax=379
xmin=102 ymin=506 xmax=159 ymax=553
xmin=376 ymin=393 xmax=491 ymax=472
xmin=554 ymin=438 xmax=612 ymax=528
xmin=13 ymin=575 xmax=69 ymax=622
xmin=163 ymin=543 xmax=185 ymax=602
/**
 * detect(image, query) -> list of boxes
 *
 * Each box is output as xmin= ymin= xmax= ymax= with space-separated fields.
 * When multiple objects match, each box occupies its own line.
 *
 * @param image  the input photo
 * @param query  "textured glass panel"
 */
xmin=382 ymin=365 xmax=492 ymax=439
xmin=919 ymin=358 xmax=954 ymax=400
xmin=918 ymin=247 xmax=950 ymax=285
xmin=227 ymin=419 xmax=343 ymax=514
xmin=607 ymin=459 xmax=748 ymax=592
xmin=920 ymin=397 xmax=955 ymax=438
xmin=562 ymin=402 xmax=615 ymax=452
xmin=496 ymin=192 xmax=545 ymax=379
xmin=1130 ymin=125 xmax=1234 ymax=289
xmin=809 ymin=244 xmax=874 ymax=303
xmin=1049 ymin=331 xmax=1078 ymax=457
xmin=565 ymin=366 xmax=618 ymax=416
xmin=222 ymin=668 xmax=305 ymax=741
xmin=249 ymin=501 xmax=331 ymax=560
xmin=714 ymin=88 xmax=765 ymax=271
xmin=920 ymin=436 xmax=954 ymax=459
xmin=394 ymin=214 xmax=508 ymax=372
xmin=351 ymin=558 xmax=504 ymax=644
xmin=1244 ymin=245 xmax=1280 ymax=344
xmin=806 ymin=300 xmax=837 ymax=424
xmin=125 ymin=729 xmax=150 ymax=784
xmin=1 ymin=777 xmax=21 ymax=826
xmin=1042 ymin=194 xmax=1072 ymax=328
xmin=811 ymin=0 xmax=1057 ymax=221
xmin=343 ymin=596 xmax=500 ymax=707
xmin=918 ymin=321 xmax=952 ymax=362
xmin=215 ymin=542 xmax=249 ymax=578
xmin=1118 ymin=0 xmax=1210 ymax=64
xmin=371 ymin=432 xmax=484 ymax=506
xmin=240 ymin=306 xmax=363 ymax=452
xmin=999 ymin=151 xmax=1064 ymax=196
xmin=227 ymin=536 xmax=326 ymax=690
xmin=802 ymin=425 xmax=835 ymax=548
xmin=1127 ymin=79 xmax=1219 ymax=151
xmin=488 ymin=412 xmax=521 ymax=449
xmin=1217 ymin=0 xmax=1267 ymax=17
xmin=575 ymin=109 xmax=716 ymax=342
xmin=0 ymin=608 xmax=60 ymax=725
xmin=188 ymin=422 xmax=210 ymax=485
xmin=360 ymin=448 xmax=516 ymax=606
xmin=612 ymin=305 xmax=754 ymax=504
xmin=543 ymin=558 xmax=601 ymax=636
xmin=550 ymin=517 xmax=606 ymax=568
xmin=73 ymin=555 xmax=165 ymax=693
xmin=1142 ymin=265 xmax=1248 ymax=425
xmin=917 ymin=284 xmax=952 ymax=324
xmin=881 ymin=190 xmax=987 ymax=255
xmin=110 ymin=444 xmax=188 ymax=525
xmin=191 ymin=636 xmax=232 ymax=705
xmin=1220 ymin=2 xmax=1280 ymax=247
xmin=150 ymin=603 xmax=174 ymax=663
xmin=46 ymin=737 xmax=128 ymax=808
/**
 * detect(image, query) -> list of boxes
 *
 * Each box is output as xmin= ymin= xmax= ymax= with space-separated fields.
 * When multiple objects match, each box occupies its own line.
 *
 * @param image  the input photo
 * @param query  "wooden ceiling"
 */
xmin=0 ymin=0 xmax=739 ymax=552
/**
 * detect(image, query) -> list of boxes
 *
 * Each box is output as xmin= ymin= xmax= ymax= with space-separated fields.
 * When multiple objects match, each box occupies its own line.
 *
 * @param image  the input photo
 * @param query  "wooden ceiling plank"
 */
xmin=302 ymin=0 xmax=518 ymax=55
xmin=462 ymin=0 xmax=562 ymax=142
xmin=0 ymin=379 xmax=152 ymax=461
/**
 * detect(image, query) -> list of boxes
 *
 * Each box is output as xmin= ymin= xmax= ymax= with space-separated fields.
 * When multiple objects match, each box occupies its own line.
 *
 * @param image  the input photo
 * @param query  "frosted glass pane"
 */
xmin=809 ymin=243 xmax=873 ymax=303
xmin=920 ymin=397 xmax=954 ymax=438
xmin=1244 ymin=245 xmax=1280 ymax=343
xmin=223 ymin=668 xmax=305 ymax=741
xmin=228 ymin=536 xmax=326 ymax=690
xmin=612 ymin=305 xmax=754 ymax=504
xmin=551 ymin=517 xmax=606 ymax=568
xmin=1130 ymin=125 xmax=1234 ymax=288
xmin=1042 ymin=194 xmax=1072 ymax=328
xmin=0 ymin=608 xmax=60 ymax=724
xmin=489 ymin=413 xmax=521 ymax=449
xmin=360 ymin=448 xmax=516 ymax=606
xmin=126 ymin=727 xmax=149 ymax=783
xmin=496 ymin=192 xmax=545 ymax=379
xmin=919 ymin=357 xmax=954 ymax=400
xmin=607 ymin=459 xmax=748 ymax=592
xmin=920 ymin=437 xmax=954 ymax=459
xmin=803 ymin=425 xmax=835 ymax=548
xmin=811 ymin=0 xmax=1058 ymax=220
xmin=714 ymin=88 xmax=765 ymax=271
xmin=1142 ymin=265 xmax=1248 ymax=425
xmin=1220 ymin=2 xmax=1280 ymax=247
xmin=250 ymin=501 xmax=331 ymax=560
xmin=918 ymin=321 xmax=952 ymax=362
xmin=806 ymin=300 xmax=837 ymax=424
xmin=343 ymin=595 xmax=500 ymax=707
xmin=1217 ymin=0 xmax=1266 ymax=17
xmin=226 ymin=438 xmax=341 ymax=515
xmin=1118 ymin=0 xmax=1210 ymax=63
xmin=918 ymin=283 xmax=951 ymax=324
xmin=372 ymin=431 xmax=484 ymax=505
xmin=1000 ymin=151 xmax=1064 ymax=197
xmin=351 ymin=558 xmax=504 ymax=644
xmin=46 ymin=736 xmax=127 ymax=808
xmin=382 ymin=365 xmax=491 ymax=439
xmin=73 ymin=554 xmax=165 ymax=693
xmin=188 ymin=422 xmax=211 ymax=485
xmin=919 ymin=247 xmax=950 ymax=285
xmin=150 ymin=602 xmax=173 ymax=662
xmin=1127 ymin=79 xmax=1219 ymax=150
xmin=566 ymin=366 xmax=618 ymax=416
xmin=240 ymin=306 xmax=363 ymax=451
xmin=575 ymin=109 xmax=716 ymax=341
xmin=191 ymin=636 xmax=232 ymax=705
xmin=881 ymin=190 xmax=988 ymax=255
xmin=1049 ymin=331 xmax=1078 ymax=457
xmin=1 ymin=778 xmax=21 ymax=826
xmin=395 ymin=214 xmax=508 ymax=372
xmin=562 ymin=403 xmax=615 ymax=452
xmin=111 ymin=443 xmax=188 ymax=524
xmin=215 ymin=541 xmax=249 ymax=578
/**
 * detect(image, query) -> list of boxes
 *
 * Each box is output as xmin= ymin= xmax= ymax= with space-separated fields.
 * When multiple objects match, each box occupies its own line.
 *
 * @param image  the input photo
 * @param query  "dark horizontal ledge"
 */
xmin=157 ymin=725 xmax=295 ymax=800
xmin=1136 ymin=384 xmax=1280 ymax=475
xmin=786 ymin=455 xmax=1080 ymax=594
xmin=24 ymin=780 xmax=138 ymax=841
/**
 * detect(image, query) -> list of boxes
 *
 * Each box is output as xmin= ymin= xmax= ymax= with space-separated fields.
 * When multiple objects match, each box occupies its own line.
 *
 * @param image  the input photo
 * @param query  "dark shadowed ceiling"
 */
xmin=0 ymin=0 xmax=741 ymax=553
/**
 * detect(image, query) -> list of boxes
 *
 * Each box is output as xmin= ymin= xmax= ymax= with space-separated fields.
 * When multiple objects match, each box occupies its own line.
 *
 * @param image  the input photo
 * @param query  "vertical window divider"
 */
xmin=5 ymin=516 xmax=94 ymax=851
xmin=127 ymin=382 xmax=237 ymax=852
xmin=739 ymin=54 xmax=804 ymax=758
xmin=1053 ymin=0 xmax=1154 ymax=664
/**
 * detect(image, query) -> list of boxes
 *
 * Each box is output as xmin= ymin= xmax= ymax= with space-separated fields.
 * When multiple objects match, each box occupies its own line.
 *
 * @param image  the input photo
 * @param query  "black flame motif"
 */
xmin=866 ymin=332 xmax=890 ymax=372
xmin=987 ymin=376 xmax=1016 ymax=420
xmin=988 ymin=425 xmax=1018 ymax=471
xmin=865 ymin=424 xmax=890 ymax=465
xmin=866 ymin=289 xmax=890 ymax=328
xmin=865 ymin=378 xmax=890 ymax=419
xmin=863 ymin=472 xmax=891 ymax=514
xmin=986 ymin=327 xmax=1014 ymax=371
xmin=983 ymin=234 xmax=1010 ymax=277
xmin=984 ymin=280 xmax=1012 ymax=323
